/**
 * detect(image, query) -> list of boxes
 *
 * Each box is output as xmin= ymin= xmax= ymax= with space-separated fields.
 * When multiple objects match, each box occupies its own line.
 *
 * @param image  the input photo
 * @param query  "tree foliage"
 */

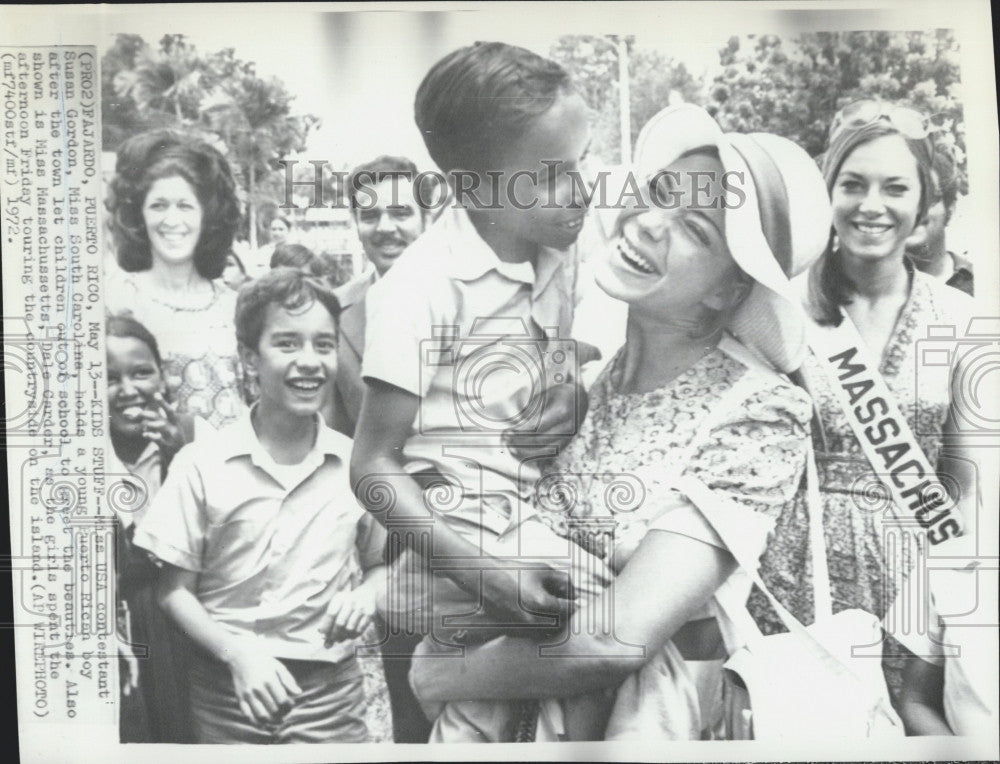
xmin=101 ymin=34 xmax=320 ymax=246
xmin=101 ymin=33 xmax=177 ymax=148
xmin=113 ymin=34 xmax=207 ymax=123
xmin=629 ymin=52 xmax=703 ymax=150
xmin=707 ymin=30 xmax=966 ymax=190
xmin=552 ymin=30 xmax=965 ymax=194
xmin=550 ymin=35 xmax=704 ymax=164
xmin=198 ymin=49 xmax=319 ymax=245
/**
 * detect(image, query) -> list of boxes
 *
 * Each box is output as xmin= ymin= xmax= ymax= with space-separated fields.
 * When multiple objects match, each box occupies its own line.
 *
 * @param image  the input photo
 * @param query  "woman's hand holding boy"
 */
xmin=480 ymin=564 xmax=577 ymax=638
xmin=504 ymin=342 xmax=599 ymax=460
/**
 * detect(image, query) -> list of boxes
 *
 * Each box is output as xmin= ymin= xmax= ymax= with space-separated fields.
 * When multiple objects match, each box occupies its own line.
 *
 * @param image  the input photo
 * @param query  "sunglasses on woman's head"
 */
xmin=828 ymin=99 xmax=946 ymax=142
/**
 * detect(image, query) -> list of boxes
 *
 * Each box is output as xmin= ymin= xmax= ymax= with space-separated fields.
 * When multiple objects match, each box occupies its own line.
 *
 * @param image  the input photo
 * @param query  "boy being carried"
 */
xmin=351 ymin=41 xmax=612 ymax=742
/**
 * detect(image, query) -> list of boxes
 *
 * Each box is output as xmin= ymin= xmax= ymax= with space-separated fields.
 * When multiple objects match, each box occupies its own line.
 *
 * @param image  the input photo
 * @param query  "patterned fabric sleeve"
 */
xmin=648 ymin=379 xmax=813 ymax=561
xmin=686 ymin=379 xmax=812 ymax=518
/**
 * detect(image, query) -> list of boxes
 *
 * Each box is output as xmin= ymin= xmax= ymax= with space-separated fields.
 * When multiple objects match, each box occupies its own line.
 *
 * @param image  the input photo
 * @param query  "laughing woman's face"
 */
xmin=594 ymin=150 xmax=742 ymax=324
xmin=831 ymin=133 xmax=923 ymax=263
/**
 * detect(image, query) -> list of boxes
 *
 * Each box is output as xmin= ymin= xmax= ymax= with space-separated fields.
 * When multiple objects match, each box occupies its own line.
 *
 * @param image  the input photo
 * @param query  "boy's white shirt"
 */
xmin=131 ymin=409 xmax=385 ymax=663
xmin=363 ymin=204 xmax=609 ymax=537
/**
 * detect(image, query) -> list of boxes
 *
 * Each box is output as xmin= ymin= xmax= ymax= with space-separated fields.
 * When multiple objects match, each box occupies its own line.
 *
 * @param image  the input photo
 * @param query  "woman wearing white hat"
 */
xmin=409 ymin=103 xmax=835 ymax=741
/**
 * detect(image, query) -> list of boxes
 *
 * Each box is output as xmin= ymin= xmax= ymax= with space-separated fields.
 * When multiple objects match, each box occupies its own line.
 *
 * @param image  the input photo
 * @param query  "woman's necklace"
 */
xmin=140 ymin=275 xmax=220 ymax=313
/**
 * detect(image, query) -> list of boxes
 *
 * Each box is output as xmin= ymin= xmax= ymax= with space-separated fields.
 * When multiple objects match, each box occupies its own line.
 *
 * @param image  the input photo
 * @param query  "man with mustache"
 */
xmin=332 ymin=155 xmax=430 ymax=437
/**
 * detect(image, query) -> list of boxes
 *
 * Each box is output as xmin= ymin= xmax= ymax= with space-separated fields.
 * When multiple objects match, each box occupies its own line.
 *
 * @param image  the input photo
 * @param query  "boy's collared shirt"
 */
xmin=363 ymin=206 xmax=580 ymax=538
xmin=132 ymin=410 xmax=386 ymax=663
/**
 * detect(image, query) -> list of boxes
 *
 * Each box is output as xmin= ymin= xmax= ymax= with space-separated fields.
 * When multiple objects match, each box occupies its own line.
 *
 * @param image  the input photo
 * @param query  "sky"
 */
xmin=80 ymin=5 xmax=733 ymax=169
xmin=10 ymin=2 xmax=988 ymax=168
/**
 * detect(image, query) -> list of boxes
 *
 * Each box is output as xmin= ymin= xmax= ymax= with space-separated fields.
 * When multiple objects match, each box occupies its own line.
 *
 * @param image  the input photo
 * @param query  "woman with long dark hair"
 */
xmin=762 ymin=100 xmax=976 ymax=703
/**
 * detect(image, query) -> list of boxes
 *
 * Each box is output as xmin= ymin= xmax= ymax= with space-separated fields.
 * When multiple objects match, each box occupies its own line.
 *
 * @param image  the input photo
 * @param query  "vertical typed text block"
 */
xmin=2 ymin=46 xmax=114 ymax=726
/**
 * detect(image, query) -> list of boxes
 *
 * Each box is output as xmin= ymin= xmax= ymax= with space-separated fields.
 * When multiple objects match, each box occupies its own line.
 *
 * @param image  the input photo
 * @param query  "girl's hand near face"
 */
xmin=140 ymin=392 xmax=186 ymax=454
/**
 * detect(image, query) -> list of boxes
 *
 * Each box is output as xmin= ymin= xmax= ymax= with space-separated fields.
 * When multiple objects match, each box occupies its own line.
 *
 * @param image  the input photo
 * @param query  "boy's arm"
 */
xmin=503 ymin=375 xmax=594 ymax=460
xmin=322 ymin=515 xmax=387 ymax=645
xmin=350 ymin=379 xmax=574 ymax=630
xmin=321 ymin=564 xmax=387 ymax=647
xmin=155 ymin=563 xmax=302 ymax=726
xmin=899 ymin=649 xmax=952 ymax=735
xmin=410 ymin=527 xmax=734 ymax=701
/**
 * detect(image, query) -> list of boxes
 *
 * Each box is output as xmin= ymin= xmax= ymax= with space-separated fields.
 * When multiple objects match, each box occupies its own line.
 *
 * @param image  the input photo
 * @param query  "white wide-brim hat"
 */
xmin=632 ymin=103 xmax=832 ymax=373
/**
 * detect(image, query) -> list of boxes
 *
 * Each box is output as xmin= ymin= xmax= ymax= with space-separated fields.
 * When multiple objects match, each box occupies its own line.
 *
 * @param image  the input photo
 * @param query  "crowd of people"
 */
xmin=104 ymin=40 xmax=994 ymax=745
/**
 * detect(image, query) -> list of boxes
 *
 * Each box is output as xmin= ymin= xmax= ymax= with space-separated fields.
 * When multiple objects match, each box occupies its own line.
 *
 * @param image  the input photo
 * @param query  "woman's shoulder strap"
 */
xmin=719 ymin=333 xmax=790 ymax=386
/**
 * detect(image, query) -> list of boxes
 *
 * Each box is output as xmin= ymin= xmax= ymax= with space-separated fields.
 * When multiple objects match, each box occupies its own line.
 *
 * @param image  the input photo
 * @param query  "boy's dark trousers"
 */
xmin=188 ymin=652 xmax=368 ymax=744
xmin=380 ymin=626 xmax=433 ymax=743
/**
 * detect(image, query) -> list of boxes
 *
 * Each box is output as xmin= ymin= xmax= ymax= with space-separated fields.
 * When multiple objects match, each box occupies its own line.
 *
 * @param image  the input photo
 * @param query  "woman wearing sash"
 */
xmin=755 ymin=101 xmax=976 ymax=704
xmin=409 ymin=104 xmax=832 ymax=741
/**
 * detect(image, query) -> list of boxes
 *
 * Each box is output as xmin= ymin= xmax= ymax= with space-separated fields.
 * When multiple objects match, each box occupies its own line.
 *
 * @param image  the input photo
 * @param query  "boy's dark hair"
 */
xmin=106 ymin=129 xmax=241 ymax=280
xmin=348 ymin=155 xmax=420 ymax=210
xmin=106 ymin=314 xmax=163 ymax=369
xmin=235 ymin=267 xmax=341 ymax=351
xmin=270 ymin=213 xmax=293 ymax=231
xmin=414 ymin=42 xmax=574 ymax=175
xmin=226 ymin=250 xmax=247 ymax=275
xmin=270 ymin=242 xmax=322 ymax=273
